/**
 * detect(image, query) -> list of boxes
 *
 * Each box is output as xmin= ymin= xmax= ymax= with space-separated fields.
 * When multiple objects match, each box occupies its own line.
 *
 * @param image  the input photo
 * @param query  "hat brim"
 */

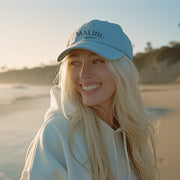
xmin=57 ymin=40 xmax=124 ymax=62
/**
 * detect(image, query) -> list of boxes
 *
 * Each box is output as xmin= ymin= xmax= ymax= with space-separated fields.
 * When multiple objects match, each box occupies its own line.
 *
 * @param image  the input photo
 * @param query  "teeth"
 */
xmin=82 ymin=84 xmax=100 ymax=91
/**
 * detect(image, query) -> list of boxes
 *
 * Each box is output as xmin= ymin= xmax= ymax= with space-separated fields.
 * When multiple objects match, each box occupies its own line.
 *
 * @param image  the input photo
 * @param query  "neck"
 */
xmin=93 ymin=105 xmax=115 ymax=129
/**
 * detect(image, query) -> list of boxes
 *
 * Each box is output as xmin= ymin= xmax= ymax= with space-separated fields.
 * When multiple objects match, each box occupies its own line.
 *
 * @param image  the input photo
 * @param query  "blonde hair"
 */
xmin=58 ymin=55 xmax=159 ymax=180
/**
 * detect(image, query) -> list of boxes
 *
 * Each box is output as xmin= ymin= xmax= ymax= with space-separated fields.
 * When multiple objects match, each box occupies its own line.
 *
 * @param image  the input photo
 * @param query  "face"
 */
xmin=68 ymin=49 xmax=116 ymax=111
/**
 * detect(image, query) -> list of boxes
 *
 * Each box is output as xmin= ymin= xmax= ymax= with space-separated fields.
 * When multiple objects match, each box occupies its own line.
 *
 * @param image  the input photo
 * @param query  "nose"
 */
xmin=79 ymin=63 xmax=92 ymax=79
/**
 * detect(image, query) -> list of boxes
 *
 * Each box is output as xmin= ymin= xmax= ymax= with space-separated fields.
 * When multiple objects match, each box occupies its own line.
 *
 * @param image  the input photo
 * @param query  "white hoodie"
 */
xmin=20 ymin=86 xmax=139 ymax=180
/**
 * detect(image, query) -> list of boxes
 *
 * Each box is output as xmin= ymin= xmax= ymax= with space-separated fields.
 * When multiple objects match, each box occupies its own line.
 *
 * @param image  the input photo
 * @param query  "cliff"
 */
xmin=0 ymin=65 xmax=59 ymax=85
xmin=133 ymin=47 xmax=180 ymax=84
xmin=0 ymin=47 xmax=180 ymax=85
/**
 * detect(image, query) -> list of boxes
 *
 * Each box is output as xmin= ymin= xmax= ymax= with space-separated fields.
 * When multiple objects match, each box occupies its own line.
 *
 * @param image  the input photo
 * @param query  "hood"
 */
xmin=45 ymin=85 xmax=132 ymax=180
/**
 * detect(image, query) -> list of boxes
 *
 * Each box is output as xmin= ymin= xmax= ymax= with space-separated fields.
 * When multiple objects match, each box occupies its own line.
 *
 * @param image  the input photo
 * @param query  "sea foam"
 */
xmin=0 ymin=84 xmax=50 ymax=108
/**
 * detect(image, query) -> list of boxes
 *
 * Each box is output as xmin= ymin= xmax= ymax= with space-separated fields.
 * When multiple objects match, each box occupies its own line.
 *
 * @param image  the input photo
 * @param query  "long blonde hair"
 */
xmin=58 ymin=55 xmax=158 ymax=180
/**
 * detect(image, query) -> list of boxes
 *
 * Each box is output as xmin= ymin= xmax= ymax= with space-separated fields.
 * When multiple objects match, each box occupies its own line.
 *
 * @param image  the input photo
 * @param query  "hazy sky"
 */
xmin=0 ymin=0 xmax=180 ymax=69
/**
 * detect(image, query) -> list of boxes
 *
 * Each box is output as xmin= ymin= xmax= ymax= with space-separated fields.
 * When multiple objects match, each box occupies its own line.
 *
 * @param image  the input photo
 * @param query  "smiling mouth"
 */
xmin=81 ymin=84 xmax=101 ymax=91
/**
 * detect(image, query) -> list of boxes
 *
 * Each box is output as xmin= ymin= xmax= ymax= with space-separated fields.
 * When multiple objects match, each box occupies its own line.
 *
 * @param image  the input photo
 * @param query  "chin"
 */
xmin=82 ymin=99 xmax=100 ymax=107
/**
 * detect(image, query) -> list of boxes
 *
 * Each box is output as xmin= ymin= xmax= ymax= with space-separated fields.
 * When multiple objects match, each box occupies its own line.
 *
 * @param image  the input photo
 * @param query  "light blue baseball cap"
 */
xmin=57 ymin=20 xmax=133 ymax=62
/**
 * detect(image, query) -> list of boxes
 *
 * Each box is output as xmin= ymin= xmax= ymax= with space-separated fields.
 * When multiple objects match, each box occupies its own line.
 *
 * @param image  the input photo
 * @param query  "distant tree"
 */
xmin=145 ymin=42 xmax=153 ymax=52
xmin=23 ymin=66 xmax=28 ymax=70
xmin=49 ymin=60 xmax=57 ymax=65
xmin=40 ymin=63 xmax=45 ymax=67
xmin=1 ymin=65 xmax=7 ymax=70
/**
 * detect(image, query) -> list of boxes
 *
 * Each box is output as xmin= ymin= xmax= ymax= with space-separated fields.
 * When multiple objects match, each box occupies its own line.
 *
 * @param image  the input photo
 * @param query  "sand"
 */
xmin=141 ymin=84 xmax=180 ymax=180
xmin=0 ymin=96 xmax=50 ymax=180
xmin=0 ymin=84 xmax=179 ymax=180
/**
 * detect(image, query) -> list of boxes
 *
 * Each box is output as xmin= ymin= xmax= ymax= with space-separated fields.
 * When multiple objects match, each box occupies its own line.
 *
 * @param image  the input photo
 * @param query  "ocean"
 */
xmin=0 ymin=84 xmax=50 ymax=108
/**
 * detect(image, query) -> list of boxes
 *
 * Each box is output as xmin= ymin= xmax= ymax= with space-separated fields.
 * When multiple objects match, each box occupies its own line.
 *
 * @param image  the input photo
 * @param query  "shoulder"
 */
xmin=39 ymin=113 xmax=69 ymax=141
xmin=21 ymin=114 xmax=69 ymax=179
xmin=25 ymin=113 xmax=70 ymax=164
xmin=45 ymin=113 xmax=69 ymax=128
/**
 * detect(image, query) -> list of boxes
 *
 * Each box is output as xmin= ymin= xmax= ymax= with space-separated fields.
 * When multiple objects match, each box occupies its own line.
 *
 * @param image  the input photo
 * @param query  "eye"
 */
xmin=93 ymin=59 xmax=105 ymax=64
xmin=69 ymin=61 xmax=80 ymax=66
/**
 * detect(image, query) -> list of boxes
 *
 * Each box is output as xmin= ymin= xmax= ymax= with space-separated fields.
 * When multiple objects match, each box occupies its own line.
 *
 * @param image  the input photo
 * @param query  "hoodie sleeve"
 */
xmin=20 ymin=114 xmax=68 ymax=180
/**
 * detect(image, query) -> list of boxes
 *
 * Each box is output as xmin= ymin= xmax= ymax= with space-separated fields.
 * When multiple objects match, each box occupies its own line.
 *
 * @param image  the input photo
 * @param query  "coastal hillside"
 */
xmin=133 ymin=46 xmax=180 ymax=84
xmin=0 ymin=47 xmax=180 ymax=85
xmin=0 ymin=65 xmax=59 ymax=85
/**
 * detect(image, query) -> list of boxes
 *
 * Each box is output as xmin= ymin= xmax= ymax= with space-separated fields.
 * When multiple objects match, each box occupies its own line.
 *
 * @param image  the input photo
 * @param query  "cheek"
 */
xmin=109 ymin=78 xmax=116 ymax=93
xmin=102 ymin=68 xmax=115 ymax=84
xmin=104 ymin=72 xmax=116 ymax=93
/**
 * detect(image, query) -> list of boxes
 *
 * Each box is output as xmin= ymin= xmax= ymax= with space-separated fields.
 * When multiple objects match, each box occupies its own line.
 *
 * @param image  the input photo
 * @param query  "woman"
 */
xmin=20 ymin=20 xmax=158 ymax=180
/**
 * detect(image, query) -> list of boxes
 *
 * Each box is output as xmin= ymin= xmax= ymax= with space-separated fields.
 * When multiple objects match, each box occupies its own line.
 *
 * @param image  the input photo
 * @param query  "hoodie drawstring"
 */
xmin=123 ymin=131 xmax=131 ymax=180
xmin=111 ymin=132 xmax=121 ymax=180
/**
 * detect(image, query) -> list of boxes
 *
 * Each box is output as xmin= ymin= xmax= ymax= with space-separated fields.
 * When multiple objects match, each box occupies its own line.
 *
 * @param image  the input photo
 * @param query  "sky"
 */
xmin=0 ymin=0 xmax=180 ymax=70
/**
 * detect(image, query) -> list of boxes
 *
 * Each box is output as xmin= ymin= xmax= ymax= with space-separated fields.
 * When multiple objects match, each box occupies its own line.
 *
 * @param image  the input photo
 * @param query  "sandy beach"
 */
xmin=0 ymin=84 xmax=179 ymax=180
xmin=0 ymin=96 xmax=50 ymax=180
xmin=141 ymin=84 xmax=180 ymax=180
